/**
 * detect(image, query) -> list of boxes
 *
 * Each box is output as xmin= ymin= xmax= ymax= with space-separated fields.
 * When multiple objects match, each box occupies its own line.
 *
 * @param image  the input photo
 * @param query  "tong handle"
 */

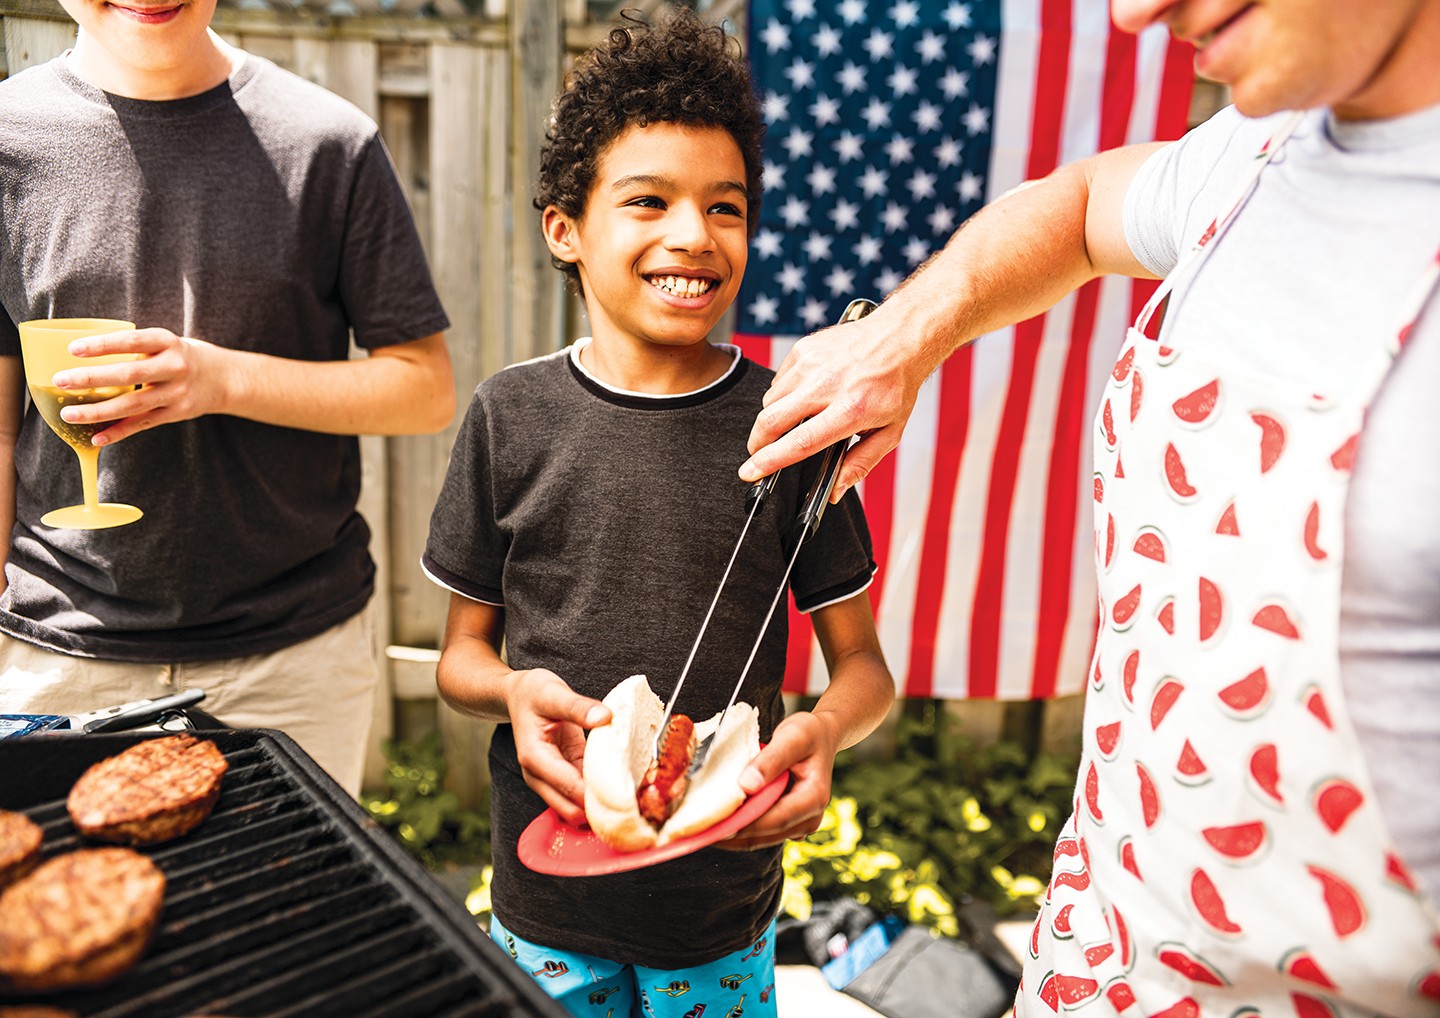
xmin=745 ymin=298 xmax=877 ymax=516
xmin=791 ymin=298 xmax=876 ymax=542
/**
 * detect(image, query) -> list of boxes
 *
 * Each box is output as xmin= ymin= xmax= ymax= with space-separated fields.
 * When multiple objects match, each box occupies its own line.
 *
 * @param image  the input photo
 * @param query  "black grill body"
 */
xmin=0 ymin=729 xmax=567 ymax=1018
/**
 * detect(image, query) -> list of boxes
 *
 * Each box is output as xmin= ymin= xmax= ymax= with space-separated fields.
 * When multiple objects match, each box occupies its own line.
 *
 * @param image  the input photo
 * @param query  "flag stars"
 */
xmin=936 ymin=136 xmax=964 ymax=169
xmin=854 ymin=235 xmax=883 ymax=265
xmin=941 ymin=68 xmax=970 ymax=100
xmin=863 ymin=29 xmax=894 ymax=61
xmin=882 ymin=201 xmax=909 ymax=233
xmin=783 ymin=127 xmax=814 ymax=160
xmin=803 ymin=231 xmax=833 ymax=262
xmin=780 ymin=195 xmax=810 ymax=229
xmin=834 ymin=131 xmax=865 ymax=164
xmin=753 ymin=229 xmax=782 ymax=260
xmin=904 ymin=236 xmax=931 ymax=265
xmin=877 ymin=267 xmax=904 ymax=294
xmin=886 ymin=134 xmax=916 ymax=165
xmin=801 ymin=297 xmax=830 ymax=328
xmin=916 ymin=29 xmax=947 ymax=64
xmin=959 ymin=170 xmax=985 ymax=202
xmin=784 ymin=58 xmax=816 ymax=91
xmin=859 ymin=165 xmax=889 ymax=197
xmin=806 ymin=164 xmax=838 ymax=196
xmin=815 ymin=23 xmax=843 ymax=57
xmin=777 ymin=262 xmax=805 ymax=295
xmin=824 ymin=264 xmax=856 ymax=297
xmin=906 ymin=168 xmax=937 ymax=201
xmin=912 ymin=100 xmax=943 ymax=133
xmin=944 ymin=2 xmax=973 ymax=29
xmin=831 ymin=198 xmax=860 ymax=231
xmin=838 ymin=0 xmax=867 ymax=25
xmin=762 ymin=161 xmax=786 ymax=192
xmin=837 ymin=61 xmax=868 ymax=95
xmin=762 ymin=92 xmax=789 ymax=125
xmin=968 ymin=34 xmax=998 ymax=65
xmin=928 ymin=204 xmax=958 ymax=234
xmin=963 ymin=102 xmax=991 ymax=136
xmin=810 ymin=94 xmax=842 ymax=126
xmin=749 ymin=294 xmax=779 ymax=325
xmin=888 ymin=64 xmax=919 ymax=97
xmin=890 ymin=0 xmax=921 ymax=28
xmin=791 ymin=0 xmax=816 ymax=18
xmin=760 ymin=19 xmax=790 ymax=54
xmin=863 ymin=98 xmax=893 ymax=131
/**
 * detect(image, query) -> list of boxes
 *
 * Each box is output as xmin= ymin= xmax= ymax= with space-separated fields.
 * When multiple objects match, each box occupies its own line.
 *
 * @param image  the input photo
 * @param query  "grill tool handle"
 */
xmin=83 ymin=688 xmax=208 ymax=733
xmin=791 ymin=297 xmax=876 ymax=543
xmin=745 ymin=297 xmax=877 ymax=516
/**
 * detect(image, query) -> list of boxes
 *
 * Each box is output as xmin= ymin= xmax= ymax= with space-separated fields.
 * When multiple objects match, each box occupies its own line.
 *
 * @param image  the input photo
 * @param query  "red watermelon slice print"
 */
xmin=1115 ymin=453 xmax=1126 ymax=478
xmin=1113 ymin=584 xmax=1142 ymax=630
xmin=1218 ymin=667 xmax=1271 ymax=719
xmin=1156 ymin=598 xmax=1175 ymax=636
xmin=1149 ymin=997 xmax=1200 ymax=1018
xmin=1054 ymin=974 xmax=1100 ymax=1007
xmin=1248 ymin=743 xmax=1285 ymax=808
xmin=1105 ymin=513 xmax=1117 ymax=570
xmin=1102 ymin=399 xmax=1119 ymax=449
xmin=1253 ymin=602 xmax=1301 ymax=639
xmin=1156 ymin=943 xmax=1227 ymax=986
xmin=1385 ymin=852 xmax=1420 ymax=894
xmin=1137 ymin=763 xmax=1162 ymax=829
xmin=1302 ymin=685 xmax=1333 ymax=729
xmin=1199 ymin=577 xmax=1224 ymax=642
xmin=1112 ymin=905 xmax=1134 ymax=969
xmin=1038 ymin=971 xmax=1060 ymax=1012
xmin=1330 ymin=433 xmax=1358 ymax=472
xmin=1215 ymin=500 xmax=1240 ymax=536
xmin=1132 ymin=526 xmax=1168 ymax=563
xmin=1189 ymin=868 xmax=1243 ymax=937
xmin=1416 ymin=969 xmax=1440 ymax=1002
xmin=1119 ymin=836 xmax=1143 ymax=881
xmin=1172 ymin=379 xmax=1220 ymax=426
xmin=1052 ymin=903 xmax=1076 ymax=939
xmin=1085 ymin=761 xmax=1104 ymax=824
xmin=1201 ymin=821 xmax=1269 ymax=863
xmin=1313 ymin=778 xmax=1363 ymax=834
xmin=1130 ymin=368 xmax=1145 ymax=422
xmin=1291 ymin=993 xmax=1339 ymax=1018
xmin=1085 ymin=941 xmax=1115 ymax=968
xmin=1122 ymin=650 xmax=1141 ymax=707
xmin=1112 ymin=345 xmax=1135 ymax=382
xmin=1303 ymin=501 xmax=1327 ymax=562
xmin=1096 ymin=721 xmax=1122 ymax=761
xmin=1251 ymin=411 xmax=1287 ymax=473
xmin=1164 ymin=442 xmax=1199 ymax=502
xmin=1176 ymin=740 xmax=1210 ymax=786
xmin=1104 ymin=978 xmax=1136 ymax=1013
xmin=1150 ymin=679 xmax=1184 ymax=731
xmin=1280 ymin=947 xmax=1339 ymax=990
xmin=1306 ymin=865 xmax=1367 ymax=939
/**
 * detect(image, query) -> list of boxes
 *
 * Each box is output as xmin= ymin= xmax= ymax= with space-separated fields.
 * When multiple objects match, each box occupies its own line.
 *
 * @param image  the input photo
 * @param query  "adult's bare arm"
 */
xmin=739 ymin=141 xmax=1165 ymax=501
xmin=0 ymin=357 xmax=23 ymax=596
xmin=50 ymin=330 xmax=455 ymax=443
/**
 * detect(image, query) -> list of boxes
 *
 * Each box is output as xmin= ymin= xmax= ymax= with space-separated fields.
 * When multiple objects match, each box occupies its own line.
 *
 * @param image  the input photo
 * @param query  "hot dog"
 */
xmin=582 ymin=675 xmax=760 ymax=852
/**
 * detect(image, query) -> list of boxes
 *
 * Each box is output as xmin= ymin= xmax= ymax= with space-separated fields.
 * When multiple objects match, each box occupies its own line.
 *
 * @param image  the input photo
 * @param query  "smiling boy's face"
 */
xmin=544 ymin=122 xmax=750 ymax=354
xmin=59 ymin=0 xmax=231 ymax=99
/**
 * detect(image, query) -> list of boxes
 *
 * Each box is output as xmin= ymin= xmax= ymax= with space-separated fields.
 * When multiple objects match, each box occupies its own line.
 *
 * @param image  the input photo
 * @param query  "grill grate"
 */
xmin=0 ymin=730 xmax=565 ymax=1018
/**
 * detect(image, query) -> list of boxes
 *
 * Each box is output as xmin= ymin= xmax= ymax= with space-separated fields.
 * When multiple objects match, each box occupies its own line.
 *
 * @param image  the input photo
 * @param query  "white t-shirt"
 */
xmin=1123 ymin=103 xmax=1440 ymax=908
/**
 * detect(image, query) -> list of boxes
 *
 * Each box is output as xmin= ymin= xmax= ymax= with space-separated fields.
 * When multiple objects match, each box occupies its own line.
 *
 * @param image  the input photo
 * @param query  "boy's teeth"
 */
xmin=651 ymin=275 xmax=712 ymax=297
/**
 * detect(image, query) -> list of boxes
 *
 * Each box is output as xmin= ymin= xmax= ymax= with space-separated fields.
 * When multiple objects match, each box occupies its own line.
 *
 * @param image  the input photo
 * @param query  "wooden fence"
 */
xmin=0 ymin=0 xmax=1227 ymax=802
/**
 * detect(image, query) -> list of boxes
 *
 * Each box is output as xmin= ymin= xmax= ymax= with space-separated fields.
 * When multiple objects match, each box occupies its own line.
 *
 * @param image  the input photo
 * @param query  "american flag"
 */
xmin=733 ymin=0 xmax=1195 ymax=700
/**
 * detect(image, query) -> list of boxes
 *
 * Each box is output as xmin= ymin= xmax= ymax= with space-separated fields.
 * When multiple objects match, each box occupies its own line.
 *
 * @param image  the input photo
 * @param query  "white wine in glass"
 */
xmin=19 ymin=318 xmax=143 ymax=530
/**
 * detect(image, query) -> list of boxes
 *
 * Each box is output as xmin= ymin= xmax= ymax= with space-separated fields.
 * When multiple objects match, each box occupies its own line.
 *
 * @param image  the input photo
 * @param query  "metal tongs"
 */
xmin=654 ymin=298 xmax=878 ymax=773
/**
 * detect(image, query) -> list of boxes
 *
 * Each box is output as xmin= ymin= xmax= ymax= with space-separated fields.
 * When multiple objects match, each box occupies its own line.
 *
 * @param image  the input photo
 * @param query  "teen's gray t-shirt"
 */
xmin=0 ymin=54 xmax=449 ymax=660
xmin=1123 ymin=103 xmax=1440 ymax=907
xmin=423 ymin=343 xmax=876 ymax=967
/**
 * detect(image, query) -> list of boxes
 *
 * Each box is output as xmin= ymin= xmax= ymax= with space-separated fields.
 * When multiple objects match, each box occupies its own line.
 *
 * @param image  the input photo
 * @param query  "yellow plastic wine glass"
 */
xmin=19 ymin=318 xmax=144 ymax=530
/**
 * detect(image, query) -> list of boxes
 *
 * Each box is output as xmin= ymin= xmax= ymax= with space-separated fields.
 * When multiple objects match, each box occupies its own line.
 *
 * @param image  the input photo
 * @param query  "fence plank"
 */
xmin=2 ymin=14 xmax=72 ymax=74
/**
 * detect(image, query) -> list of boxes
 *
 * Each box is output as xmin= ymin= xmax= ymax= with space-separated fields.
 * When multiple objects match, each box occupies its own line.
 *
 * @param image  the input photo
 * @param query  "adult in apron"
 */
xmin=1015 ymin=117 xmax=1440 ymax=1017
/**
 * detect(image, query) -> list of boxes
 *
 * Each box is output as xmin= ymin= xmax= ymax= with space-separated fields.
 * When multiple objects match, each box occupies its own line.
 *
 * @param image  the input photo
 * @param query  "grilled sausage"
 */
xmin=636 ymin=715 xmax=696 ymax=828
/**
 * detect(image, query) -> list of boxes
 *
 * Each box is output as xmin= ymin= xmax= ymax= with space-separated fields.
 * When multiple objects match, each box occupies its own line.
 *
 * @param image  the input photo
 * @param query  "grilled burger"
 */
xmin=0 ymin=848 xmax=165 ymax=993
xmin=67 ymin=734 xmax=228 ymax=846
xmin=0 ymin=811 xmax=43 ymax=890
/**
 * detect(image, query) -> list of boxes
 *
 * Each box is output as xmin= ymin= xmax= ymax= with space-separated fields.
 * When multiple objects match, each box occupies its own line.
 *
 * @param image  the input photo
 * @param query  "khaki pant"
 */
xmin=0 ymin=607 xmax=377 ymax=796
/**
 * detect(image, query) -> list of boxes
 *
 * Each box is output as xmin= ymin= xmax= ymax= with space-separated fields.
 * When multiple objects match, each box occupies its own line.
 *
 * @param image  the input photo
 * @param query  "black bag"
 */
xmin=841 ymin=924 xmax=1016 ymax=1018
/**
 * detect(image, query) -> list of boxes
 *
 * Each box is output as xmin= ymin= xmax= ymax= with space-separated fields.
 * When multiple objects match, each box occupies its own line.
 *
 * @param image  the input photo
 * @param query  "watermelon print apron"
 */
xmin=1016 ymin=116 xmax=1440 ymax=1018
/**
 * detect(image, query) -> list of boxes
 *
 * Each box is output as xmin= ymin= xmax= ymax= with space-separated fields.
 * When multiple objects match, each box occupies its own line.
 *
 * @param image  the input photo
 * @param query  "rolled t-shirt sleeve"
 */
xmin=790 ymin=486 xmax=877 ymax=614
xmin=1123 ymin=105 xmax=1278 ymax=278
xmin=423 ymin=392 xmax=506 ymax=605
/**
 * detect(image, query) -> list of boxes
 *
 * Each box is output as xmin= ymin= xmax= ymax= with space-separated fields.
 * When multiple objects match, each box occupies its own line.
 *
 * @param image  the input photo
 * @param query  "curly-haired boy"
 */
xmin=423 ymin=9 xmax=894 ymax=1016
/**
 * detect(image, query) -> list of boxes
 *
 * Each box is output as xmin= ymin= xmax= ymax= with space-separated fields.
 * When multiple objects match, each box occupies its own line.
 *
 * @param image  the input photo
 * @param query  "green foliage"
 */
xmin=360 ymin=732 xmax=491 ymax=870
xmin=781 ymin=703 xmax=1079 ymax=933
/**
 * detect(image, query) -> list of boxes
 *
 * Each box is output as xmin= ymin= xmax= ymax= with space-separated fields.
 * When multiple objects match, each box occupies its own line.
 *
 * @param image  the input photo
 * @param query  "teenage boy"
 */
xmin=0 ymin=0 xmax=453 ymax=794
xmin=423 ymin=9 xmax=894 ymax=1017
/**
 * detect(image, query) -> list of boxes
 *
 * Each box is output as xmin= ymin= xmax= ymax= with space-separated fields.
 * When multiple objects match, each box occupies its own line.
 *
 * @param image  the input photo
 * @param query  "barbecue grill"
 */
xmin=0 ymin=729 xmax=568 ymax=1018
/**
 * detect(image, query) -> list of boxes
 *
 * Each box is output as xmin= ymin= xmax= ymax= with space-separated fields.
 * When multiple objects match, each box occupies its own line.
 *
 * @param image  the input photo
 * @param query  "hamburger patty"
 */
xmin=0 ymin=811 xmax=43 ymax=890
xmin=0 ymin=848 xmax=165 ymax=993
xmin=67 ymin=735 xmax=228 ymax=846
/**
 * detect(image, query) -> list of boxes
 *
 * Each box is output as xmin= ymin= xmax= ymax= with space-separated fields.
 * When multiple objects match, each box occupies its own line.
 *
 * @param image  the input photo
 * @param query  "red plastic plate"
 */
xmin=517 ymin=767 xmax=789 ymax=876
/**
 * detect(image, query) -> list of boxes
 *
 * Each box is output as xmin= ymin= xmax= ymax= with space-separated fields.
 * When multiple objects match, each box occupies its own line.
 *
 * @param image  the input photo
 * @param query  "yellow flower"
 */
xmin=464 ymin=866 xmax=494 ymax=917
xmin=1028 ymin=811 xmax=1048 ymax=833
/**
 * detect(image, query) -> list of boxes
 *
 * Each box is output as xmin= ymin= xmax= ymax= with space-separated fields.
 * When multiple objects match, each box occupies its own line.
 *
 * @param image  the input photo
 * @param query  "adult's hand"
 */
xmin=739 ymin=306 xmax=937 ymax=503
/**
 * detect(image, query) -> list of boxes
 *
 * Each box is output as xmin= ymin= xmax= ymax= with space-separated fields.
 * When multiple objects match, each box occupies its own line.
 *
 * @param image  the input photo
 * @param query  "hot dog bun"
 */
xmin=582 ymin=675 xmax=760 ymax=852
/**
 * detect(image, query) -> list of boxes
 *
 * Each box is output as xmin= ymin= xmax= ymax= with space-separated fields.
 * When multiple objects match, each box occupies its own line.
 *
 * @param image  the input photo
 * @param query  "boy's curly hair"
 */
xmin=535 ymin=6 xmax=765 ymax=290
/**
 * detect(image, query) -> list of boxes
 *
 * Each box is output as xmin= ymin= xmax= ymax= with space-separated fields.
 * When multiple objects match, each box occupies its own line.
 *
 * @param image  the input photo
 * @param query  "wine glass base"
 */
xmin=40 ymin=503 xmax=143 ymax=530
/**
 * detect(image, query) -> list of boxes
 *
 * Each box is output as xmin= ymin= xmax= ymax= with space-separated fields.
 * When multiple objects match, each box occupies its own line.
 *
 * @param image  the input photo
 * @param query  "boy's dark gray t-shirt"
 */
xmin=0 ymin=54 xmax=449 ymax=660
xmin=424 ymin=343 xmax=876 ymax=968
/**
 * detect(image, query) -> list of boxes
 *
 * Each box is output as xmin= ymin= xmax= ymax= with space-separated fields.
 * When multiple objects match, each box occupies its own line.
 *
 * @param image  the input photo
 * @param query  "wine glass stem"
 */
xmin=75 ymin=444 xmax=101 ymax=509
